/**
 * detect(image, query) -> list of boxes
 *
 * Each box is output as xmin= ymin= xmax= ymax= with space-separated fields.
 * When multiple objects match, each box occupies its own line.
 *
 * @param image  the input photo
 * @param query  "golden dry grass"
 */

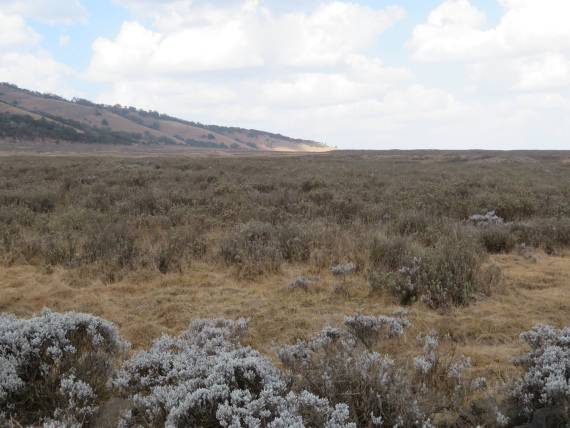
xmin=2 ymin=251 xmax=568 ymax=387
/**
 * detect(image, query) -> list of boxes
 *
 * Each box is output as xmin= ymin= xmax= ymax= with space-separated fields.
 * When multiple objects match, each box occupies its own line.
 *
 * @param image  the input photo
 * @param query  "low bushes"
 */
xmin=278 ymin=310 xmax=479 ymax=427
xmin=0 ymin=156 xmax=569 ymax=286
xmin=220 ymin=221 xmax=282 ymax=277
xmin=2 ymin=310 xmax=570 ymax=427
xmin=113 ymin=317 xmax=354 ymax=428
xmin=0 ymin=309 xmax=129 ymax=426
xmin=369 ymin=232 xmax=501 ymax=308
xmin=506 ymin=324 xmax=570 ymax=423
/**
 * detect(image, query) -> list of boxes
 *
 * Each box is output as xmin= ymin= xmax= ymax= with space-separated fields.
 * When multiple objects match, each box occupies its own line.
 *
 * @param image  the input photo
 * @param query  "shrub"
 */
xmin=414 ymin=239 xmax=485 ymax=308
xmin=477 ymin=225 xmax=515 ymax=253
xmin=505 ymin=324 xmax=570 ymax=422
xmin=413 ymin=331 xmax=476 ymax=413
xmin=495 ymin=195 xmax=539 ymax=221
xmin=278 ymin=310 xmax=475 ymax=427
xmin=278 ymin=318 xmax=419 ymax=427
xmin=220 ymin=221 xmax=281 ymax=277
xmin=152 ymin=228 xmax=206 ymax=274
xmin=113 ymin=317 xmax=354 ymax=428
xmin=390 ymin=210 xmax=443 ymax=246
xmin=276 ymin=222 xmax=313 ymax=263
xmin=509 ymin=218 xmax=570 ymax=254
xmin=371 ymin=234 xmax=499 ymax=308
xmin=289 ymin=276 xmax=310 ymax=292
xmin=368 ymin=235 xmax=417 ymax=271
xmin=465 ymin=211 xmax=504 ymax=227
xmin=81 ymin=221 xmax=139 ymax=276
xmin=2 ymin=155 xmax=570 ymax=283
xmin=330 ymin=262 xmax=356 ymax=283
xmin=0 ymin=309 xmax=129 ymax=426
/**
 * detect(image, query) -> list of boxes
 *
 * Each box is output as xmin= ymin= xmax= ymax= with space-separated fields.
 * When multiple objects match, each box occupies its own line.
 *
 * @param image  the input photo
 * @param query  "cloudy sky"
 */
xmin=1 ymin=0 xmax=569 ymax=150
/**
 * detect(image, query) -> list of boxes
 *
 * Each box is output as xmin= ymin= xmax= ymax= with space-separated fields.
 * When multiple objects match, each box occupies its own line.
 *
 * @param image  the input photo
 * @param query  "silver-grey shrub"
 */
xmin=289 ymin=276 xmax=310 ymax=292
xmin=113 ymin=317 xmax=355 ymax=428
xmin=330 ymin=262 xmax=356 ymax=277
xmin=506 ymin=324 xmax=570 ymax=422
xmin=0 ymin=308 xmax=129 ymax=426
xmin=278 ymin=310 xmax=443 ymax=427
xmin=466 ymin=211 xmax=504 ymax=227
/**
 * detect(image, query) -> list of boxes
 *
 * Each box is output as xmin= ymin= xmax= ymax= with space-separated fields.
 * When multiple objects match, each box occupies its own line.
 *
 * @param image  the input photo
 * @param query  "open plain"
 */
xmin=1 ymin=146 xmax=569 ymax=425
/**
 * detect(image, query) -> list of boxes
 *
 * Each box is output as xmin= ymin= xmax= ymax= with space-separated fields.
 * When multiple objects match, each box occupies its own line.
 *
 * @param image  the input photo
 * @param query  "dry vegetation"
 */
xmin=1 ymin=150 xmax=570 ymax=425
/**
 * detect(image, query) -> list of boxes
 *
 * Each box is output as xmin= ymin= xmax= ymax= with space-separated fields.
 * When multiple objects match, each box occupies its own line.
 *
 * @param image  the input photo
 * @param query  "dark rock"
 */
xmin=528 ymin=407 xmax=566 ymax=428
xmin=448 ymin=397 xmax=528 ymax=428
xmin=93 ymin=398 xmax=135 ymax=428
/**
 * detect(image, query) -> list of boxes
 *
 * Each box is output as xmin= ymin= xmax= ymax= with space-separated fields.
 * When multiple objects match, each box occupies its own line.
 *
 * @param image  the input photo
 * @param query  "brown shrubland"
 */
xmin=1 ymin=150 xmax=569 ymax=424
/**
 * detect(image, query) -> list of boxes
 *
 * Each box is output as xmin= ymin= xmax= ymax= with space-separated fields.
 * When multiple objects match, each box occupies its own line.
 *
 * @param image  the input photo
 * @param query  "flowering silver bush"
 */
xmin=278 ymin=310 xmax=480 ymax=427
xmin=413 ymin=331 xmax=476 ymax=413
xmin=114 ymin=317 xmax=354 ymax=428
xmin=330 ymin=262 xmax=356 ymax=277
xmin=507 ymin=324 xmax=570 ymax=421
xmin=279 ymin=310 xmax=439 ymax=427
xmin=343 ymin=309 xmax=411 ymax=349
xmin=466 ymin=211 xmax=504 ymax=227
xmin=289 ymin=276 xmax=310 ymax=292
xmin=0 ymin=308 xmax=129 ymax=426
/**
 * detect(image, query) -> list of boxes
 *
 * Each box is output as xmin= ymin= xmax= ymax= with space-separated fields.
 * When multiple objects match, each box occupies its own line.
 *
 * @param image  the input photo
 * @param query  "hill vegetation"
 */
xmin=0 ymin=82 xmax=329 ymax=151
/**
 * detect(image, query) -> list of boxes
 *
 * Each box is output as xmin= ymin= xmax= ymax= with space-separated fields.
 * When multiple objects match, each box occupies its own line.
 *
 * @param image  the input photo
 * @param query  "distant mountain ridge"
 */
xmin=0 ymin=82 xmax=330 ymax=152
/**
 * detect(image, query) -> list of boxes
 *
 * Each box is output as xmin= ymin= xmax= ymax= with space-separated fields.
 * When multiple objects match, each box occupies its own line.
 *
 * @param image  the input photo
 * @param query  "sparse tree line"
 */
xmin=0 ymin=111 xmax=142 ymax=145
xmin=1 ymin=82 xmax=326 ymax=149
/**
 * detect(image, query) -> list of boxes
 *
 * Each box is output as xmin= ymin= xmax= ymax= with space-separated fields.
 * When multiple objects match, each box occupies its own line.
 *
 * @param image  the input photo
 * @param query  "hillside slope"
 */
xmin=0 ymin=83 xmax=330 ymax=151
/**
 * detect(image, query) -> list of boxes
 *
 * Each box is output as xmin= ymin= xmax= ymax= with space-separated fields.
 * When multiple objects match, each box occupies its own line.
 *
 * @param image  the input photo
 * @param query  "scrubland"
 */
xmin=1 ymin=150 xmax=569 ymax=427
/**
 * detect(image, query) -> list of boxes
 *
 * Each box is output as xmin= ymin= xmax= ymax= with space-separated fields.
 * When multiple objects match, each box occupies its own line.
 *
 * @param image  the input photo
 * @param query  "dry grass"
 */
xmin=2 ymin=252 xmax=568 ymax=385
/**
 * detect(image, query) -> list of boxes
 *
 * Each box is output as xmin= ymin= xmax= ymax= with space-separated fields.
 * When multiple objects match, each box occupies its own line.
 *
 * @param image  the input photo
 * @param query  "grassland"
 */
xmin=1 ymin=149 xmax=569 ymax=423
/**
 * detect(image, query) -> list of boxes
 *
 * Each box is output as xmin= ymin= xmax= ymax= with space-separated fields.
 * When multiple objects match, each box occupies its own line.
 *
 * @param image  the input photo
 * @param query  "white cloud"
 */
xmin=95 ymin=79 xmax=237 ymax=118
xmin=409 ymin=0 xmax=570 ymax=96
xmin=466 ymin=53 xmax=570 ymax=93
xmin=0 ymin=50 xmax=75 ymax=97
xmin=86 ymin=22 xmax=162 ymax=80
xmin=512 ymin=53 xmax=570 ymax=91
xmin=496 ymin=0 xmax=570 ymax=55
xmin=0 ymin=0 xmax=87 ymax=25
xmin=408 ymin=0 xmax=493 ymax=62
xmin=81 ymin=0 xmax=570 ymax=150
xmin=86 ymin=19 xmax=262 ymax=79
xmin=259 ymin=55 xmax=415 ymax=107
xmin=0 ymin=11 xmax=41 ymax=52
xmin=59 ymin=35 xmax=70 ymax=47
xmin=516 ymin=93 xmax=570 ymax=110
xmin=270 ymin=3 xmax=405 ymax=67
xmin=114 ymin=0 xmax=327 ymax=20
xmin=0 ymin=11 xmax=75 ymax=96
xmin=86 ymin=1 xmax=404 ymax=80
xmin=410 ymin=0 xmax=570 ymax=62
xmin=86 ymin=1 xmax=410 ymax=143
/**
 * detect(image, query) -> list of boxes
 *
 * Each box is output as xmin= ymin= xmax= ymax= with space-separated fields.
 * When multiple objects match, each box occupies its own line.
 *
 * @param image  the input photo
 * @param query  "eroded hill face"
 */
xmin=0 ymin=83 xmax=331 ymax=152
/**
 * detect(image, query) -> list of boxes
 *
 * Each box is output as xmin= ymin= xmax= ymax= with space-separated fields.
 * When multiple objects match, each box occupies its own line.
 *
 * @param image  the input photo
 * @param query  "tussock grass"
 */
xmin=1 ymin=252 xmax=568 ymax=360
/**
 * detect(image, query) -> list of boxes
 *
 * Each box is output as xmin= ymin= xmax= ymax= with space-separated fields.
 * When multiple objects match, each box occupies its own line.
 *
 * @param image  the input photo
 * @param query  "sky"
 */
xmin=0 ymin=0 xmax=569 ymax=150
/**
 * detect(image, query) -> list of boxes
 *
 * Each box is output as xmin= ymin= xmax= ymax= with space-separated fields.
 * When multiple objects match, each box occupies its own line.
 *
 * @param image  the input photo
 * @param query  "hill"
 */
xmin=0 ymin=82 xmax=330 ymax=152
